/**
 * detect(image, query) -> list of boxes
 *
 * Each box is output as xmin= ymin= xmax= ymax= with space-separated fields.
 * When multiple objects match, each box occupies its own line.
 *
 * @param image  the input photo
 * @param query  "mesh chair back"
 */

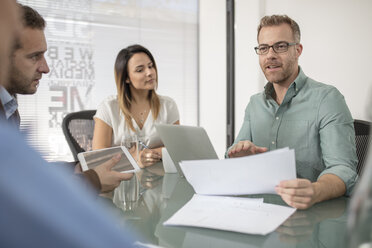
xmin=354 ymin=119 xmax=371 ymax=175
xmin=62 ymin=110 xmax=96 ymax=161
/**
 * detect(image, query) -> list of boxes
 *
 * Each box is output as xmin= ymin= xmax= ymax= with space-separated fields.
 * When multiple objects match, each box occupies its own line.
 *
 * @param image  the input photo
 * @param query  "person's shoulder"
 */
xmin=98 ymin=95 xmax=119 ymax=108
xmin=96 ymin=95 xmax=119 ymax=116
xmin=250 ymin=91 xmax=266 ymax=102
xmin=0 ymin=121 xmax=45 ymax=167
xmin=0 ymin=122 xmax=23 ymax=145
xmin=305 ymin=78 xmax=341 ymax=96
xmin=102 ymin=95 xmax=118 ymax=104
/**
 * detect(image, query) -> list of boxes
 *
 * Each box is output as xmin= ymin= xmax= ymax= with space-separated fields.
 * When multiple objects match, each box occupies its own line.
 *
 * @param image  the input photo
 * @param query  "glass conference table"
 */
xmin=104 ymin=164 xmax=350 ymax=248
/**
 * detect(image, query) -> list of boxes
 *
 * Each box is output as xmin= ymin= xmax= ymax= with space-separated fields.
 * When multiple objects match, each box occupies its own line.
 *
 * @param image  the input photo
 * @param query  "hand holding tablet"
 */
xmin=78 ymin=146 xmax=141 ymax=173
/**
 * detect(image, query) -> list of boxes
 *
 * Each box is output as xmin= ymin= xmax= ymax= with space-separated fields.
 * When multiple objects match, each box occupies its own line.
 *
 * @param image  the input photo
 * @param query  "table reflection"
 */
xmin=110 ymin=165 xmax=350 ymax=248
xmin=112 ymin=163 xmax=174 ymax=244
xmin=271 ymin=197 xmax=348 ymax=248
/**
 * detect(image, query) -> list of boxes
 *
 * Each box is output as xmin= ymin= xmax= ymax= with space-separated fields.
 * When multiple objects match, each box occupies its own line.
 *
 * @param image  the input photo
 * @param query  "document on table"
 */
xmin=179 ymin=147 xmax=296 ymax=195
xmin=164 ymin=194 xmax=296 ymax=235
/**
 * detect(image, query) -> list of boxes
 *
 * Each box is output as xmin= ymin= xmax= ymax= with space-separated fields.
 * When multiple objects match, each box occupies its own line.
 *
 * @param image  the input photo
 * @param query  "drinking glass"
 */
xmin=121 ymin=135 xmax=139 ymax=162
xmin=113 ymin=175 xmax=140 ymax=212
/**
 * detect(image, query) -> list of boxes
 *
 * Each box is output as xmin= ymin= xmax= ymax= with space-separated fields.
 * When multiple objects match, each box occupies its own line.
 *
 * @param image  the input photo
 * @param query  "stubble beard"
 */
xmin=264 ymin=58 xmax=297 ymax=86
xmin=8 ymin=65 xmax=37 ymax=95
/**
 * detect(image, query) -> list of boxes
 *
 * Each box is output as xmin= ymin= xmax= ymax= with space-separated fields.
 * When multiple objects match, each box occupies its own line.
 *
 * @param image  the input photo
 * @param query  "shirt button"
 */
xmin=275 ymin=117 xmax=279 ymax=120
xmin=272 ymin=141 xmax=275 ymax=144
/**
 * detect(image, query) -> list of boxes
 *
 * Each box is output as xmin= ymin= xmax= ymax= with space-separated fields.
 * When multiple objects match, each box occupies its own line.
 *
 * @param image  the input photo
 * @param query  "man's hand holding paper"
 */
xmin=228 ymin=140 xmax=335 ymax=210
xmin=180 ymin=147 xmax=296 ymax=196
xmin=166 ymin=148 xmax=298 ymax=235
xmin=275 ymin=178 xmax=315 ymax=209
xmin=275 ymin=174 xmax=347 ymax=209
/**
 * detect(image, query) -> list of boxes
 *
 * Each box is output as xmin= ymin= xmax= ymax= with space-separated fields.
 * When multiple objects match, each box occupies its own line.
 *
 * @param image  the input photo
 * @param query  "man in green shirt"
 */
xmin=228 ymin=15 xmax=357 ymax=209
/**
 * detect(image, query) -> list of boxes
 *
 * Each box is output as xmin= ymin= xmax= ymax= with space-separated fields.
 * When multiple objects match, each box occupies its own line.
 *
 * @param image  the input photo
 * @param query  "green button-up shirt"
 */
xmin=230 ymin=67 xmax=358 ymax=195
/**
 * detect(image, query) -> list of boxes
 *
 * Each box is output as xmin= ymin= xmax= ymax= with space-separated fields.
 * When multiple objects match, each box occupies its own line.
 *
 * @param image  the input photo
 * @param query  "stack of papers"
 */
xmin=179 ymin=147 xmax=296 ymax=195
xmin=164 ymin=194 xmax=296 ymax=235
xmin=163 ymin=148 xmax=297 ymax=235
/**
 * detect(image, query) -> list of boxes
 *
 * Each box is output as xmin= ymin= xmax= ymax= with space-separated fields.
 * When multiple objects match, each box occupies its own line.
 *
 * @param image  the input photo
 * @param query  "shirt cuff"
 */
xmin=318 ymin=165 xmax=358 ymax=196
xmin=83 ymin=169 xmax=102 ymax=192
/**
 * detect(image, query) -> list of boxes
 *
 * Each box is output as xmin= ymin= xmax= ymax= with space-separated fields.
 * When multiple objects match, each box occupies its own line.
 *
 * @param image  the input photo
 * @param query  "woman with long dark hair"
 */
xmin=92 ymin=44 xmax=179 ymax=167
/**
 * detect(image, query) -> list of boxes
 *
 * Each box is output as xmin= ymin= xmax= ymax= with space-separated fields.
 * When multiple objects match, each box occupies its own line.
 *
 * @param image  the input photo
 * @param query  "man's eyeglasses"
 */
xmin=254 ymin=41 xmax=297 ymax=55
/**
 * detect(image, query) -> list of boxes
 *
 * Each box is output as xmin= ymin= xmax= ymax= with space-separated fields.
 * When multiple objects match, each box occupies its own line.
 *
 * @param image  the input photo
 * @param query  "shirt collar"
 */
xmin=264 ymin=66 xmax=307 ymax=98
xmin=0 ymin=86 xmax=18 ymax=119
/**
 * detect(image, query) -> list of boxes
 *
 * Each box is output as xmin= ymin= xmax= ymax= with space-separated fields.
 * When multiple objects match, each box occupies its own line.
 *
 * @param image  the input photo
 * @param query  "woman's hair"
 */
xmin=114 ymin=44 xmax=160 ymax=132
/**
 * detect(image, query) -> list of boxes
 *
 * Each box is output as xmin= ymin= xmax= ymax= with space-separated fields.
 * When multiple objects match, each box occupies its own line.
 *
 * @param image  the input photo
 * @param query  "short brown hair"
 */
xmin=257 ymin=15 xmax=300 ymax=43
xmin=13 ymin=4 xmax=45 ymax=50
xmin=18 ymin=3 xmax=45 ymax=30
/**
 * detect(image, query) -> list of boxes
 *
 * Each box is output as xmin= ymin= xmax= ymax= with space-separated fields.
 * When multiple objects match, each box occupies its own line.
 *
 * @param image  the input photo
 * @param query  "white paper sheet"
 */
xmin=164 ymin=194 xmax=296 ymax=235
xmin=179 ymin=148 xmax=296 ymax=195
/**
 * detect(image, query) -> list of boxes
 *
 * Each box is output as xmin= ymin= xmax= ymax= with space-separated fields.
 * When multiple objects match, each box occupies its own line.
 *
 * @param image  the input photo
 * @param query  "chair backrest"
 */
xmin=62 ymin=110 xmax=96 ymax=161
xmin=354 ymin=119 xmax=371 ymax=175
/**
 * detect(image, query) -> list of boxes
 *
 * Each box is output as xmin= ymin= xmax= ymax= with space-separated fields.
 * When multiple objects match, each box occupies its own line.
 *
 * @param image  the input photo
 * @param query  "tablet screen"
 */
xmin=81 ymin=146 xmax=135 ymax=172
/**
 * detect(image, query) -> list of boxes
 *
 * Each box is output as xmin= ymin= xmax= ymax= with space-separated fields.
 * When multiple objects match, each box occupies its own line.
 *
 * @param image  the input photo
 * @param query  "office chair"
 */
xmin=354 ymin=119 xmax=371 ymax=175
xmin=62 ymin=110 xmax=96 ymax=161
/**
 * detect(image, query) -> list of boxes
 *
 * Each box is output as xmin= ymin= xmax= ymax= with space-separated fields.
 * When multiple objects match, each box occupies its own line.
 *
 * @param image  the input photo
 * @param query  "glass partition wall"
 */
xmin=17 ymin=0 xmax=199 ymax=161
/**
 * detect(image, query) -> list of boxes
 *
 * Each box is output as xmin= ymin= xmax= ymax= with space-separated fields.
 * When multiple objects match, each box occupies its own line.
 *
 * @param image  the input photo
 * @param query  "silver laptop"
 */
xmin=155 ymin=124 xmax=219 ymax=176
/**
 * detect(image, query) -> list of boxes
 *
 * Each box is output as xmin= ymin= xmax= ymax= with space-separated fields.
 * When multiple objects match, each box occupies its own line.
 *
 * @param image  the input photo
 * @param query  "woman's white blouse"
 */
xmin=94 ymin=95 xmax=179 ymax=148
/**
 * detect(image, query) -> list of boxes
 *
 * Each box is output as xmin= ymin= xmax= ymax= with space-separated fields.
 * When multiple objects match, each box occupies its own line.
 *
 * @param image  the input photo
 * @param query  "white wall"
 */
xmin=234 ymin=0 xmax=264 ymax=133
xmin=199 ymin=0 xmax=226 ymax=158
xmin=200 ymin=0 xmax=372 ymax=155
xmin=262 ymin=0 xmax=372 ymax=122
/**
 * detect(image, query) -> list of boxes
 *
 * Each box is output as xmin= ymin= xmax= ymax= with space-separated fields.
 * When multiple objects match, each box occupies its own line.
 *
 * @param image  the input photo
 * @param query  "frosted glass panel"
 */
xmin=18 ymin=0 xmax=198 ymax=161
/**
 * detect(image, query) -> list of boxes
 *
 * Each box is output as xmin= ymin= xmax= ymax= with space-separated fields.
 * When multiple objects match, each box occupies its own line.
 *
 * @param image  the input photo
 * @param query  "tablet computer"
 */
xmin=78 ymin=146 xmax=140 ymax=173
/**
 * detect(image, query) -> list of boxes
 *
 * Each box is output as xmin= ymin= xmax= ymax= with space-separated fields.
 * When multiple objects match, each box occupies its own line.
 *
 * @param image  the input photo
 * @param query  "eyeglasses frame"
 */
xmin=254 ymin=41 xmax=298 ymax=55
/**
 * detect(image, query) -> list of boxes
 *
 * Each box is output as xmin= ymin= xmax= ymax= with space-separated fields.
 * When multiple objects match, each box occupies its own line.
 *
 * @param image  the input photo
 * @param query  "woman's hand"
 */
xmin=139 ymin=148 xmax=162 ymax=168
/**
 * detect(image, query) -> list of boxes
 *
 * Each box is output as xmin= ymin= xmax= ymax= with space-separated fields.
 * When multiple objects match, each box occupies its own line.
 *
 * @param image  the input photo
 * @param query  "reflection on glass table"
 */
xmin=108 ymin=163 xmax=351 ymax=248
xmin=271 ymin=197 xmax=348 ymax=248
xmin=113 ymin=162 xmax=165 ymax=210
xmin=111 ymin=162 xmax=170 ymax=244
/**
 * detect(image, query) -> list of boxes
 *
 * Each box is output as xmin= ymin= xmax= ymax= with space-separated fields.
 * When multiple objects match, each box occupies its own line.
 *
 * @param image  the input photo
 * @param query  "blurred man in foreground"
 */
xmin=0 ymin=3 xmax=132 ymax=193
xmin=0 ymin=1 xmax=136 ymax=247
